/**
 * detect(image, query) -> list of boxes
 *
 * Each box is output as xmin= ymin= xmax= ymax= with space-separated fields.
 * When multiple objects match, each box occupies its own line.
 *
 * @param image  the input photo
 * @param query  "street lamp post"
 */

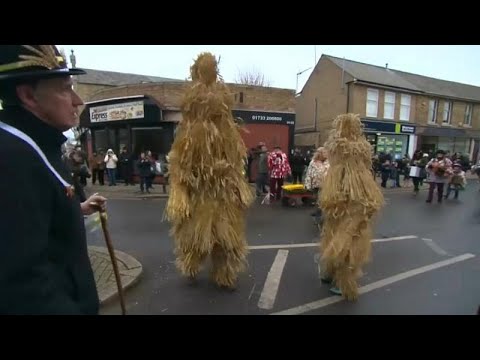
xmin=296 ymin=67 xmax=312 ymax=94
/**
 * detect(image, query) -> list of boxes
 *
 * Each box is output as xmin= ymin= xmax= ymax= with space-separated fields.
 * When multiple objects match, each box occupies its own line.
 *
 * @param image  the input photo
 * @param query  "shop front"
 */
xmin=232 ymin=109 xmax=295 ymax=182
xmin=232 ymin=109 xmax=295 ymax=154
xmin=79 ymin=95 xmax=175 ymax=160
xmin=416 ymin=127 xmax=479 ymax=161
xmin=361 ymin=120 xmax=416 ymax=159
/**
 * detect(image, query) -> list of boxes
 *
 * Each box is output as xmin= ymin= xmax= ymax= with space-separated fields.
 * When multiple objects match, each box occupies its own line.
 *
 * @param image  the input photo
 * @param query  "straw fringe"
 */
xmin=165 ymin=53 xmax=253 ymax=288
xmin=319 ymin=113 xmax=384 ymax=301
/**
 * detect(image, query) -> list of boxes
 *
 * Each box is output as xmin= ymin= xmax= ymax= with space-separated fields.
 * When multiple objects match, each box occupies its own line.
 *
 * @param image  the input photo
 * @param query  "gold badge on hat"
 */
xmin=0 ymin=45 xmax=63 ymax=73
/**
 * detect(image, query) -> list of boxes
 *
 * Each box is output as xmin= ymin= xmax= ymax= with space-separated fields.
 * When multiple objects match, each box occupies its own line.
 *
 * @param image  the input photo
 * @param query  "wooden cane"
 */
xmin=98 ymin=209 xmax=127 ymax=315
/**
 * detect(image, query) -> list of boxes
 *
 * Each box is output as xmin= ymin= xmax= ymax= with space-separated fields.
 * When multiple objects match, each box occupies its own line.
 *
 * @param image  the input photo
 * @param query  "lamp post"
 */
xmin=296 ymin=67 xmax=312 ymax=95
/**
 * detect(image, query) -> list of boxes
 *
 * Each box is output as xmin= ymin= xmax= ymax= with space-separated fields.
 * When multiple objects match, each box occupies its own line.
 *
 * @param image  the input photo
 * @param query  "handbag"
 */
xmin=80 ymin=164 xmax=91 ymax=178
xmin=409 ymin=166 xmax=421 ymax=178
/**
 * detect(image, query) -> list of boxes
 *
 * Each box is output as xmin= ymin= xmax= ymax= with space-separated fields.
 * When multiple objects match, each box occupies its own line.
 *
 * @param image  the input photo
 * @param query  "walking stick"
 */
xmin=98 ymin=209 xmax=127 ymax=315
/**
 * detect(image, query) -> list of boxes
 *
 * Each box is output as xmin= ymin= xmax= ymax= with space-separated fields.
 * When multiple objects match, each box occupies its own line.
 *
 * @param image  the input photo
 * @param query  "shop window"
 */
xmin=375 ymin=134 xmax=408 ymax=159
xmin=132 ymin=126 xmax=173 ymax=160
xmin=118 ymin=128 xmax=129 ymax=153
xmin=93 ymin=129 xmax=108 ymax=153
xmin=438 ymin=137 xmax=455 ymax=153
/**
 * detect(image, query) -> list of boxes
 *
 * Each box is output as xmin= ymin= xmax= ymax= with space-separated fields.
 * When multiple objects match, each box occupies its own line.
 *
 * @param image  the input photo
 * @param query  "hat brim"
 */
xmin=0 ymin=67 xmax=86 ymax=82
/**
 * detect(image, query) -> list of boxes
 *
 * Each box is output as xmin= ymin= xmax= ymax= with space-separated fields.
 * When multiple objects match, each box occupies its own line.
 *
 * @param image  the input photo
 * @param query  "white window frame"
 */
xmin=442 ymin=101 xmax=452 ymax=124
xmin=383 ymin=91 xmax=395 ymax=120
xmin=428 ymin=99 xmax=438 ymax=124
xmin=366 ymin=88 xmax=379 ymax=118
xmin=464 ymin=104 xmax=473 ymax=126
xmin=399 ymin=94 xmax=411 ymax=121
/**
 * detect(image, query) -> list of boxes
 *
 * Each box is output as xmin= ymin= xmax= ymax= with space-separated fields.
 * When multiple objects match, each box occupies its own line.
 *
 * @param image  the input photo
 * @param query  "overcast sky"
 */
xmin=58 ymin=45 xmax=480 ymax=93
xmin=61 ymin=45 xmax=480 ymax=138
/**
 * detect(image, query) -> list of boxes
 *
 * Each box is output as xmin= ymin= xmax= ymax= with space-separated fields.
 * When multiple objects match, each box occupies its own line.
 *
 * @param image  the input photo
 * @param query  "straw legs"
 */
xmin=175 ymin=242 xmax=248 ymax=289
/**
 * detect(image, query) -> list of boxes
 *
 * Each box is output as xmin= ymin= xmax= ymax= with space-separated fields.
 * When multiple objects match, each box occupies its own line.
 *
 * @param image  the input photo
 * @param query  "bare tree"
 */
xmin=235 ymin=67 xmax=272 ymax=87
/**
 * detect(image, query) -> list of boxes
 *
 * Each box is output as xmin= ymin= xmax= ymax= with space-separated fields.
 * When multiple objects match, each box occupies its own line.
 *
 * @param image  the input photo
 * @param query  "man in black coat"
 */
xmin=0 ymin=45 xmax=107 ymax=315
xmin=118 ymin=146 xmax=134 ymax=185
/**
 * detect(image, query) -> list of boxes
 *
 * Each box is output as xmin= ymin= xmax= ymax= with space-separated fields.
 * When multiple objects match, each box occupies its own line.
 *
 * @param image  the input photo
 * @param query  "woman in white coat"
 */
xmin=104 ymin=149 xmax=118 ymax=186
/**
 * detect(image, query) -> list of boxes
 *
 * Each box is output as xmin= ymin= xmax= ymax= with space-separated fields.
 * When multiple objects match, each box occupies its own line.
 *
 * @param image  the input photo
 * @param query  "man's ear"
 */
xmin=16 ymin=84 xmax=38 ymax=109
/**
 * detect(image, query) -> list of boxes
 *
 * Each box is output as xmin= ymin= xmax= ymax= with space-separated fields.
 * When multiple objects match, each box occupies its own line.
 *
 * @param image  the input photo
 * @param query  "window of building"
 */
xmin=400 ymin=94 xmax=411 ymax=121
xmin=464 ymin=104 xmax=473 ymax=126
xmin=93 ymin=129 xmax=108 ymax=152
xmin=443 ymin=101 xmax=452 ymax=124
xmin=366 ymin=88 xmax=379 ymax=118
xmin=428 ymin=99 xmax=438 ymax=124
xmin=383 ymin=91 xmax=395 ymax=119
xmin=118 ymin=128 xmax=129 ymax=153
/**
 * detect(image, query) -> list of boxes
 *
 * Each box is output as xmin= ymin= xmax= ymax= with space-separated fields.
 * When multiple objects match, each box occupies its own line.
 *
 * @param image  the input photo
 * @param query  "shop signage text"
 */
xmin=90 ymin=101 xmax=145 ymax=123
xmin=399 ymin=124 xmax=415 ymax=134
xmin=232 ymin=110 xmax=295 ymax=126
xmin=362 ymin=120 xmax=415 ymax=135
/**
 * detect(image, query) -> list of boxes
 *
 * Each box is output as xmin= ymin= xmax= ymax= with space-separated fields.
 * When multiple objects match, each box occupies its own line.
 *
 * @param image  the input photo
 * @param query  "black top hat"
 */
xmin=0 ymin=45 xmax=85 ymax=82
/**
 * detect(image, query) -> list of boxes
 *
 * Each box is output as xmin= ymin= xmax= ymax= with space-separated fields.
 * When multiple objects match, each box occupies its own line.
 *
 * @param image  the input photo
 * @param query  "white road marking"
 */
xmin=249 ymin=235 xmax=418 ymax=250
xmin=271 ymin=253 xmax=476 ymax=315
xmin=257 ymin=250 xmax=289 ymax=310
xmin=422 ymin=238 xmax=450 ymax=256
xmin=371 ymin=235 xmax=418 ymax=243
xmin=248 ymin=283 xmax=257 ymax=301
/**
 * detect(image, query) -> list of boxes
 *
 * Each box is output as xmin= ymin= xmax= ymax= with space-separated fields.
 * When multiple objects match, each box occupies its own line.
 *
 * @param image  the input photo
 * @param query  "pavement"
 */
xmin=85 ymin=172 xmax=479 ymax=200
xmin=87 ymin=183 xmax=169 ymax=199
xmin=88 ymin=245 xmax=143 ymax=306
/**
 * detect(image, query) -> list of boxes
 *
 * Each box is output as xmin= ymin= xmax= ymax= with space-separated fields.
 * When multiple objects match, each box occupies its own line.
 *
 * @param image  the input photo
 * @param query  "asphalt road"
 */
xmin=91 ymin=182 xmax=480 ymax=315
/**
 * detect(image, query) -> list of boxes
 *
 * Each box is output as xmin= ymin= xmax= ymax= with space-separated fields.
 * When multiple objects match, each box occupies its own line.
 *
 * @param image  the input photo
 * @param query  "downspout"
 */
xmin=346 ymin=82 xmax=351 ymax=113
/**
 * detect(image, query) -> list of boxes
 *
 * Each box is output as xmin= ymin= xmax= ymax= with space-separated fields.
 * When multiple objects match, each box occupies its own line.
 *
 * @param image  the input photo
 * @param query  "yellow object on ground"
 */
xmin=282 ymin=184 xmax=306 ymax=191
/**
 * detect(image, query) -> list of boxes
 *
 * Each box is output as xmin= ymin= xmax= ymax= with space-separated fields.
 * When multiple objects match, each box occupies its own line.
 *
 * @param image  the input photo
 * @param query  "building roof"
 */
xmin=77 ymin=68 xmax=183 ymax=86
xmin=325 ymin=55 xmax=480 ymax=102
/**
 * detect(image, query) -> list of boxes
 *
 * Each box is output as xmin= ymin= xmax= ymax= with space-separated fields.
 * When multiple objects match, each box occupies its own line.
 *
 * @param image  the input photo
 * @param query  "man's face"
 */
xmin=26 ymin=76 xmax=84 ymax=132
xmin=437 ymin=153 xmax=444 ymax=160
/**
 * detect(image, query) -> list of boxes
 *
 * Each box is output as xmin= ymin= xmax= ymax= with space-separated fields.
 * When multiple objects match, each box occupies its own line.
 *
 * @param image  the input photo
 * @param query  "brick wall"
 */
xmin=81 ymin=81 xmax=295 ymax=112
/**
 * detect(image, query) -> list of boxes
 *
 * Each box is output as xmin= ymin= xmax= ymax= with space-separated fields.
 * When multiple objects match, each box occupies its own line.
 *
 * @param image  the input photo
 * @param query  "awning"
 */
xmin=417 ymin=126 xmax=468 ymax=138
xmin=79 ymin=95 xmax=162 ymax=127
xmin=465 ymin=129 xmax=480 ymax=139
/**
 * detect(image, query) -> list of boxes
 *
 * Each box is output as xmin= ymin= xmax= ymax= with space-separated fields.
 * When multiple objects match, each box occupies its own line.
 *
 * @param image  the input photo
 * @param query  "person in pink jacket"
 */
xmin=267 ymin=146 xmax=291 ymax=200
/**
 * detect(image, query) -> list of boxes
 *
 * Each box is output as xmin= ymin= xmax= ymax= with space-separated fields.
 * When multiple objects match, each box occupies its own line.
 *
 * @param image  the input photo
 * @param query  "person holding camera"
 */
xmin=425 ymin=149 xmax=452 ymax=203
xmin=104 ymin=149 xmax=118 ymax=186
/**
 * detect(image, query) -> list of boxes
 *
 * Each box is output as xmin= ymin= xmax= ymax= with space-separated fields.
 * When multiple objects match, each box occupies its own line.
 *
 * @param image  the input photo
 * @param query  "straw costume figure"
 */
xmin=165 ymin=53 xmax=253 ymax=288
xmin=319 ymin=113 xmax=384 ymax=301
